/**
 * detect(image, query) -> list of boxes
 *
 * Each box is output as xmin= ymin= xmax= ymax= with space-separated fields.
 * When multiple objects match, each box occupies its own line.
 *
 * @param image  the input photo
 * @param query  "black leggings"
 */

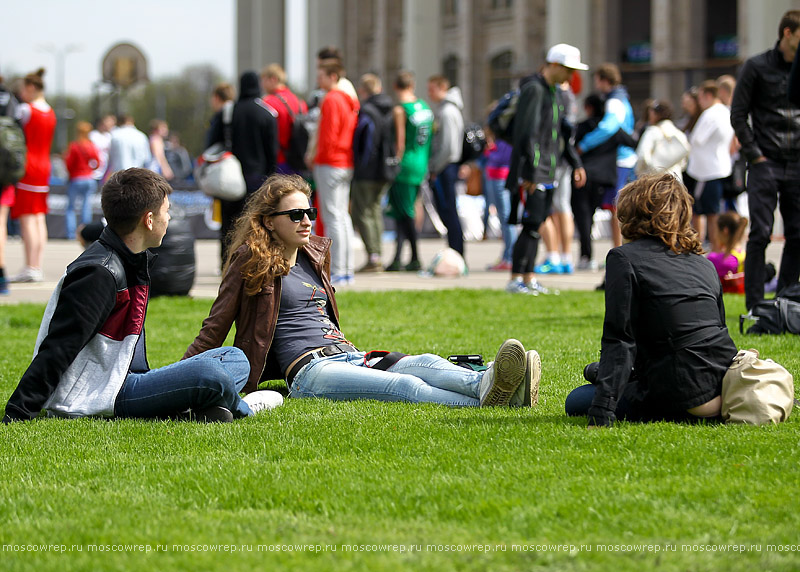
xmin=392 ymin=214 xmax=419 ymax=263
xmin=511 ymin=184 xmax=553 ymax=275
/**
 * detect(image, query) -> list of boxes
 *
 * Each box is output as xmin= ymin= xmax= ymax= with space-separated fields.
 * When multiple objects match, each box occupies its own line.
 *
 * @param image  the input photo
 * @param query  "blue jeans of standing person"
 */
xmin=485 ymin=177 xmax=517 ymax=262
xmin=289 ymin=351 xmax=481 ymax=406
xmin=433 ymin=163 xmax=464 ymax=255
xmin=65 ymin=177 xmax=97 ymax=240
xmin=114 ymin=347 xmax=253 ymax=418
xmin=744 ymin=158 xmax=800 ymax=310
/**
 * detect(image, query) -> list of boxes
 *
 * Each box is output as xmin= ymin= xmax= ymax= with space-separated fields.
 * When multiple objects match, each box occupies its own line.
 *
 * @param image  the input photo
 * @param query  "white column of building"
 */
xmin=650 ymin=0 xmax=673 ymax=100
xmin=546 ymin=0 xmax=591 ymax=71
xmin=285 ymin=0 xmax=309 ymax=93
xmin=307 ymin=0 xmax=345 ymax=89
xmin=739 ymin=0 xmax=799 ymax=58
xmin=401 ymin=0 xmax=440 ymax=92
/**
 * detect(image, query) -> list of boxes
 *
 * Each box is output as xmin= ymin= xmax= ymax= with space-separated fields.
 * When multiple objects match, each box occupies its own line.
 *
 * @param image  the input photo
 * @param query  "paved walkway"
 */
xmin=0 ymin=234 xmax=787 ymax=304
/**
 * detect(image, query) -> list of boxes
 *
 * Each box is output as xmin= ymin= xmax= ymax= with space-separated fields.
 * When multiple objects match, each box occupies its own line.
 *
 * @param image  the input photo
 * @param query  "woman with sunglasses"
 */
xmin=185 ymin=174 xmax=540 ymax=407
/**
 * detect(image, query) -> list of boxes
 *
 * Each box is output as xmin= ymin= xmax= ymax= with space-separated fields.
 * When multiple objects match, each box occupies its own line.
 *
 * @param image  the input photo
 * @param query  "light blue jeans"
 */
xmin=114 ymin=347 xmax=253 ymax=418
xmin=485 ymin=177 xmax=517 ymax=262
xmin=314 ymin=165 xmax=355 ymax=277
xmin=289 ymin=351 xmax=481 ymax=406
xmin=66 ymin=177 xmax=97 ymax=240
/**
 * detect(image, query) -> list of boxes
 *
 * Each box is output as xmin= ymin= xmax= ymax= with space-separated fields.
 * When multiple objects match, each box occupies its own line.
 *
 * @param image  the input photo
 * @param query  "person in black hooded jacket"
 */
xmin=351 ymin=74 xmax=395 ymax=272
xmin=207 ymin=70 xmax=279 ymax=266
xmin=571 ymin=93 xmax=637 ymax=268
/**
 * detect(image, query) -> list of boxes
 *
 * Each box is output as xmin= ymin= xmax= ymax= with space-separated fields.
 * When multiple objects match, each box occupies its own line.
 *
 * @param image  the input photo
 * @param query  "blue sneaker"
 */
xmin=534 ymin=259 xmax=561 ymax=274
xmin=0 ymin=278 xmax=8 ymax=296
xmin=559 ymin=262 xmax=574 ymax=274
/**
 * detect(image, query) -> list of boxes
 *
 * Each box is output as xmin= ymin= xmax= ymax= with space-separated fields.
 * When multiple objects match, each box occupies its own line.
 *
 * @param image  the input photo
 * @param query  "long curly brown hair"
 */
xmin=224 ymin=174 xmax=313 ymax=295
xmin=616 ymin=173 xmax=703 ymax=255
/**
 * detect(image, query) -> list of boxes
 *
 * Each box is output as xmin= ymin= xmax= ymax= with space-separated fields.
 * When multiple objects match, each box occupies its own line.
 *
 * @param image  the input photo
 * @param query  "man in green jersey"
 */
xmin=386 ymin=71 xmax=435 ymax=272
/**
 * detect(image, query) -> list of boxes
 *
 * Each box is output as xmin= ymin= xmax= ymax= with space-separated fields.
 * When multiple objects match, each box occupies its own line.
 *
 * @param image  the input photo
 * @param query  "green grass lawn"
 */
xmin=1 ymin=289 xmax=799 ymax=571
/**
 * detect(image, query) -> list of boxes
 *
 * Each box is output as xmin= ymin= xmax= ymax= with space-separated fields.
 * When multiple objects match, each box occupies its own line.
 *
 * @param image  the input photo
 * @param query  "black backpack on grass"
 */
xmin=740 ymin=283 xmax=800 ymax=335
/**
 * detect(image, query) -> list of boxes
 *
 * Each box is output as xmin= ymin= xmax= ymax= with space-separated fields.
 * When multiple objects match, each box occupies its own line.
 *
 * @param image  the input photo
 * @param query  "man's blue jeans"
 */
xmin=289 ymin=351 xmax=481 ymax=406
xmin=485 ymin=177 xmax=516 ymax=262
xmin=65 ymin=177 xmax=97 ymax=240
xmin=114 ymin=347 xmax=252 ymax=418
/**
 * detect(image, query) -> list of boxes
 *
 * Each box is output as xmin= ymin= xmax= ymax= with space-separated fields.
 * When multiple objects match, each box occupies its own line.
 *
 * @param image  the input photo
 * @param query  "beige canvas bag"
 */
xmin=721 ymin=349 xmax=795 ymax=425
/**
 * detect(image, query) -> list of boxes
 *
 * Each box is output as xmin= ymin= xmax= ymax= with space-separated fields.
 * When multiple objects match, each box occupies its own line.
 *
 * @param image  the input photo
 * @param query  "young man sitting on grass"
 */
xmin=2 ymin=168 xmax=280 ymax=424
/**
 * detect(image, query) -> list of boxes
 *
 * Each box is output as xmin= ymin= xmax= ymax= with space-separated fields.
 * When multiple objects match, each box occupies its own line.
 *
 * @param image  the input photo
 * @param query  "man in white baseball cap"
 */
xmin=546 ymin=43 xmax=590 ymax=71
xmin=504 ymin=43 xmax=587 ymax=296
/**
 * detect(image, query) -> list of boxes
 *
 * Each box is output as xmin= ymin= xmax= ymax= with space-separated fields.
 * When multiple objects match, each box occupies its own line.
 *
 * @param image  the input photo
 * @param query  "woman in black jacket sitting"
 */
xmin=566 ymin=173 xmax=738 ymax=427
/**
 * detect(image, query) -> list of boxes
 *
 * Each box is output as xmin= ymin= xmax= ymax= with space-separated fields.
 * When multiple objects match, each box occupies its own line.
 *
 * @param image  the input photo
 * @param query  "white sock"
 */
xmin=561 ymin=253 xmax=573 ymax=264
xmin=548 ymin=252 xmax=560 ymax=265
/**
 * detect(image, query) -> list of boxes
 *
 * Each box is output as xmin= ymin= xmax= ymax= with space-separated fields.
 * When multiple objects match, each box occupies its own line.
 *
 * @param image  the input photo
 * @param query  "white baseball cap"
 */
xmin=546 ymin=44 xmax=589 ymax=71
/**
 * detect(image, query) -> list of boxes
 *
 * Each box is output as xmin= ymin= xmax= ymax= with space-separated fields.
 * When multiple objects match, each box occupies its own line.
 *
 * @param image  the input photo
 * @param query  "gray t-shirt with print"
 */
xmin=272 ymin=251 xmax=352 ymax=373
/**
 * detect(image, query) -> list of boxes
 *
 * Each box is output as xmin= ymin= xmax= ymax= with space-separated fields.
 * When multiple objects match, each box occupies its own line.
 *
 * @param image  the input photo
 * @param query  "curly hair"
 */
xmin=225 ymin=174 xmax=313 ymax=296
xmin=616 ymin=173 xmax=703 ymax=255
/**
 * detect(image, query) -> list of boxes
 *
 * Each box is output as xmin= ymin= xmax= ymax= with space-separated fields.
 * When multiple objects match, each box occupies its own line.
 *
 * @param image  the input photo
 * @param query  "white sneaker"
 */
xmin=10 ymin=267 xmax=43 ymax=283
xmin=510 ymin=350 xmax=542 ymax=407
xmin=243 ymin=390 xmax=284 ymax=414
xmin=526 ymin=280 xmax=559 ymax=296
xmin=506 ymin=279 xmax=531 ymax=295
xmin=479 ymin=339 xmax=526 ymax=406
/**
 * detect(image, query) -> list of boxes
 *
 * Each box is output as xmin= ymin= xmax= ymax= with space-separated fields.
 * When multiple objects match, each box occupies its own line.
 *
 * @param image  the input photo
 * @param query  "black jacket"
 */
xmin=506 ymin=74 xmax=582 ymax=223
xmin=506 ymin=74 xmax=582 ymax=189
xmin=4 ymin=228 xmax=154 ymax=422
xmin=575 ymin=118 xmax=637 ymax=187
xmin=209 ymin=80 xmax=279 ymax=191
xmin=589 ymin=238 xmax=737 ymax=427
xmin=731 ymin=43 xmax=800 ymax=163
xmin=353 ymin=93 xmax=394 ymax=181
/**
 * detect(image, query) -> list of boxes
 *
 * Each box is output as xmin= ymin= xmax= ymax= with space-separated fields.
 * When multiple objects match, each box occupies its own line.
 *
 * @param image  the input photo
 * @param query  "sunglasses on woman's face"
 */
xmin=272 ymin=207 xmax=318 ymax=222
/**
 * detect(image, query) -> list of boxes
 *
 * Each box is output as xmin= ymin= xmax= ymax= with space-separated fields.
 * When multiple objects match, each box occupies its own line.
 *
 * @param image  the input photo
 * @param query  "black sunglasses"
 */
xmin=272 ymin=207 xmax=318 ymax=222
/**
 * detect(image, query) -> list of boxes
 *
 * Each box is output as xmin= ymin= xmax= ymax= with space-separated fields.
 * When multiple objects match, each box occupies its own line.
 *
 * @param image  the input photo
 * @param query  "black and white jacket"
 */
xmin=4 ymin=228 xmax=153 ymax=421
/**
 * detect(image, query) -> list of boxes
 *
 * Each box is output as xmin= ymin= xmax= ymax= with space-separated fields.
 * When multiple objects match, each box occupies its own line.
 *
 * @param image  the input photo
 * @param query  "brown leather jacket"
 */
xmin=184 ymin=235 xmax=339 ymax=393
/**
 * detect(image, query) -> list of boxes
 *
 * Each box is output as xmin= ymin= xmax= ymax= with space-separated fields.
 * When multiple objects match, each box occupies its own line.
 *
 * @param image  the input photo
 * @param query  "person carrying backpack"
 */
xmin=261 ymin=64 xmax=309 ymax=175
xmin=351 ymin=74 xmax=396 ymax=273
xmin=0 ymin=73 xmax=22 ymax=295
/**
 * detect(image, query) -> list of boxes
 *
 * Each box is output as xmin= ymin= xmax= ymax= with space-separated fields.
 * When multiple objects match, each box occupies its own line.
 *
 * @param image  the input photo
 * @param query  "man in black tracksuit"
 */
xmin=505 ymin=44 xmax=587 ymax=294
xmin=208 ymin=70 xmax=279 ymax=266
xmin=731 ymin=9 xmax=800 ymax=310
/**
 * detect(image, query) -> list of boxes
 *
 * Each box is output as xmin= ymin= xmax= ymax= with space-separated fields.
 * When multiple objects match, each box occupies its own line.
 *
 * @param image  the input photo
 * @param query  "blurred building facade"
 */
xmin=238 ymin=0 xmax=800 ymax=122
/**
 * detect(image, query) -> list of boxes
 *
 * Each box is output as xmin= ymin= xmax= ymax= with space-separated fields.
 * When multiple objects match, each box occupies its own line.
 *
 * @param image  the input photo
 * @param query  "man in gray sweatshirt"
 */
xmin=427 ymin=75 xmax=465 ymax=256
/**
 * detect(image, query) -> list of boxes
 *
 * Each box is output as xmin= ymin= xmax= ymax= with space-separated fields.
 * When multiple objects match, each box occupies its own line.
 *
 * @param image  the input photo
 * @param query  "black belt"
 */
xmin=285 ymin=343 xmax=358 ymax=385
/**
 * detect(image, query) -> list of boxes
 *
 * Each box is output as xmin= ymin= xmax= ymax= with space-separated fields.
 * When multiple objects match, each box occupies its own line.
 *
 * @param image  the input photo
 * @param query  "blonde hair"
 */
xmin=716 ymin=211 xmax=748 ymax=255
xmin=616 ymin=173 xmax=703 ymax=255
xmin=359 ymin=73 xmax=381 ymax=96
xmin=261 ymin=63 xmax=286 ymax=85
xmin=225 ymin=174 xmax=313 ymax=296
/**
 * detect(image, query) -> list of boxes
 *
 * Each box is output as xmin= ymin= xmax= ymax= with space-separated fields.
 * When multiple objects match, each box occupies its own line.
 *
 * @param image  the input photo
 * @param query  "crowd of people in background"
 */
xmin=2 ymin=10 xmax=800 ymax=317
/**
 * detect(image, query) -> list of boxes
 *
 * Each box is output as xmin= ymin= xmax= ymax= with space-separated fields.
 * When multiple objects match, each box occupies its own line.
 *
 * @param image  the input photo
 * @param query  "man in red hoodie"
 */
xmin=313 ymin=59 xmax=360 ymax=285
